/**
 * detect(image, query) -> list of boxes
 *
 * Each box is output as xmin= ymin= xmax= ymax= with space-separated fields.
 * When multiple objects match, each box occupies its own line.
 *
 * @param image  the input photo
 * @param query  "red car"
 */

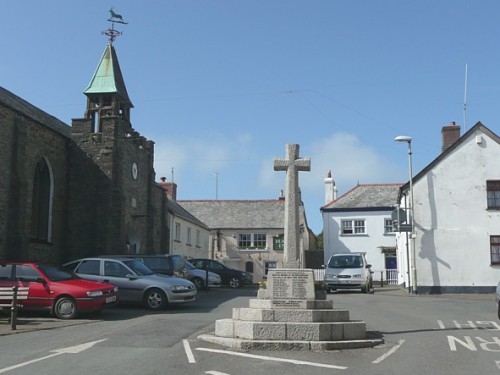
xmin=0 ymin=262 xmax=118 ymax=319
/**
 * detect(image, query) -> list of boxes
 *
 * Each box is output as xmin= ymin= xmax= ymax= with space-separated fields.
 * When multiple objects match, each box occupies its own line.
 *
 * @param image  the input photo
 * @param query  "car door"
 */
xmin=102 ymin=260 xmax=144 ymax=303
xmin=207 ymin=260 xmax=230 ymax=285
xmin=14 ymin=264 xmax=52 ymax=310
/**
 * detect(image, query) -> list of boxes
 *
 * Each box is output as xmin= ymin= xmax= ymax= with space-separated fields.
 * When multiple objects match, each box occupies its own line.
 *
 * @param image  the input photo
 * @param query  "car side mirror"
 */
xmin=35 ymin=277 xmax=46 ymax=284
xmin=366 ymin=264 xmax=372 ymax=269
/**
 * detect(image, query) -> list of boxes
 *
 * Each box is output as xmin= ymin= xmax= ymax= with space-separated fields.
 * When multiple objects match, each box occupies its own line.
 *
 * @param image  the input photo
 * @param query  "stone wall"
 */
xmin=0 ymin=99 xmax=70 ymax=263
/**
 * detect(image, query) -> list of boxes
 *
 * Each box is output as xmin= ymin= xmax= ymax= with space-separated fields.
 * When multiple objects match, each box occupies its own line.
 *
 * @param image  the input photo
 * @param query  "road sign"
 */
xmin=391 ymin=208 xmax=407 ymax=224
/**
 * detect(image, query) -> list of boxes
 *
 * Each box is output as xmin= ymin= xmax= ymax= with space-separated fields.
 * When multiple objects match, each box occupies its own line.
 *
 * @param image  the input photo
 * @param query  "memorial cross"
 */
xmin=273 ymin=144 xmax=311 ymax=268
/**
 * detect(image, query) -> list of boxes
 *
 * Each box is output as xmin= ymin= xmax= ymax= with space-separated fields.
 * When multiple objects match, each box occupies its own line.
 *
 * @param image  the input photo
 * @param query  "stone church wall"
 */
xmin=0 ymin=97 xmax=70 ymax=264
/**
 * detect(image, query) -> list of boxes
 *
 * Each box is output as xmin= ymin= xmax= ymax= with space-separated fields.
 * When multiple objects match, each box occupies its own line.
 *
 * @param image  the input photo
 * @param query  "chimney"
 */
xmin=278 ymin=189 xmax=285 ymax=200
xmin=324 ymin=170 xmax=337 ymax=204
xmin=159 ymin=177 xmax=177 ymax=200
xmin=441 ymin=121 xmax=461 ymax=152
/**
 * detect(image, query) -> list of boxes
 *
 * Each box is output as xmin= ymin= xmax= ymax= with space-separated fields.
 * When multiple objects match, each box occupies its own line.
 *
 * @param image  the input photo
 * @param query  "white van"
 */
xmin=324 ymin=252 xmax=373 ymax=293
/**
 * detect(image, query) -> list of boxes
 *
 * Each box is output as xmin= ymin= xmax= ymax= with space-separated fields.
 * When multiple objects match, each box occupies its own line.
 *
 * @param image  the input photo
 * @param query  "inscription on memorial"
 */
xmin=268 ymin=269 xmax=315 ymax=309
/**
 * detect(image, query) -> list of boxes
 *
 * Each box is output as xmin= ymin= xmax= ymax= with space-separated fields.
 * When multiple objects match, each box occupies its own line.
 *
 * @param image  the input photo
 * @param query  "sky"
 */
xmin=2 ymin=1 xmax=499 ymax=234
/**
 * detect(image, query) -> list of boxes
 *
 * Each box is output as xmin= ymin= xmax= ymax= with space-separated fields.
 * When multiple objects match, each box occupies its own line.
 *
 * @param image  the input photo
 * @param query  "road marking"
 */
xmin=206 ymin=371 xmax=230 ymax=375
xmin=0 ymin=339 xmax=107 ymax=374
xmin=372 ymin=339 xmax=405 ymax=364
xmin=183 ymin=339 xmax=196 ymax=363
xmin=195 ymin=348 xmax=347 ymax=369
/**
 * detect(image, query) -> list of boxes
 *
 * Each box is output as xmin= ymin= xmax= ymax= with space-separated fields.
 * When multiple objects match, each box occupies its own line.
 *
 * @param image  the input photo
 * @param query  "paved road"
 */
xmin=1 ymin=286 xmax=498 ymax=375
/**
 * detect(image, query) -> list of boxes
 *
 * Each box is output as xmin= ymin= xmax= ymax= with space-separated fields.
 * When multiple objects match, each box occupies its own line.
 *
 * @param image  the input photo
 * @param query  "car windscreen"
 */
xmin=183 ymin=260 xmax=196 ymax=270
xmin=123 ymin=259 xmax=154 ymax=276
xmin=37 ymin=264 xmax=78 ymax=281
xmin=328 ymin=255 xmax=363 ymax=269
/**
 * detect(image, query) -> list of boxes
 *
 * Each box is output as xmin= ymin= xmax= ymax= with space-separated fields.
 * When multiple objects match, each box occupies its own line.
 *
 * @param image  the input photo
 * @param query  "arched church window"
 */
xmin=31 ymin=158 xmax=52 ymax=242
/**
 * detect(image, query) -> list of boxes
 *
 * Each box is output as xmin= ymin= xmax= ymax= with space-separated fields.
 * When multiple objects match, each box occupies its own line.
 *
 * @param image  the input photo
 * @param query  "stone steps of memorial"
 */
xmin=215 ymin=318 xmax=367 ymax=341
xmin=233 ymin=306 xmax=350 ymax=322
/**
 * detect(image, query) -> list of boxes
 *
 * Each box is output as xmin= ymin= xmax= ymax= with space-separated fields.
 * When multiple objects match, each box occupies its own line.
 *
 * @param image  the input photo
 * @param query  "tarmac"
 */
xmin=0 ymin=285 xmax=493 ymax=337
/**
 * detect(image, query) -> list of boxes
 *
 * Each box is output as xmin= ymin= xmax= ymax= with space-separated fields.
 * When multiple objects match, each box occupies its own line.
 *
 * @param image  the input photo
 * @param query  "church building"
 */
xmin=0 ymin=27 xmax=169 ymax=264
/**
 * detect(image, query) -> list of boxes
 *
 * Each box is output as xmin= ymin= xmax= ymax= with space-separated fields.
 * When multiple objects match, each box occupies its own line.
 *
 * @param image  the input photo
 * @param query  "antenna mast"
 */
xmin=214 ymin=170 xmax=220 ymax=200
xmin=463 ymin=64 xmax=468 ymax=131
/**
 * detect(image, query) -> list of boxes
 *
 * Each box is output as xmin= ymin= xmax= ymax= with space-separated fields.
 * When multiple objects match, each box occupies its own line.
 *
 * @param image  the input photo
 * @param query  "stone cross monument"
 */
xmin=273 ymin=144 xmax=311 ymax=268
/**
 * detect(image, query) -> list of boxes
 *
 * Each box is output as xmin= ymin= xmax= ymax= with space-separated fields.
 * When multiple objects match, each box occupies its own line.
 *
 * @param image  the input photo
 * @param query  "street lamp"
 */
xmin=395 ymin=135 xmax=417 ymax=294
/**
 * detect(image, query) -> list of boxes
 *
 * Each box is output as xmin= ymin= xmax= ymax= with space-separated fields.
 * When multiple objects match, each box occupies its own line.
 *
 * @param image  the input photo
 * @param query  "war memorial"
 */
xmin=198 ymin=144 xmax=382 ymax=350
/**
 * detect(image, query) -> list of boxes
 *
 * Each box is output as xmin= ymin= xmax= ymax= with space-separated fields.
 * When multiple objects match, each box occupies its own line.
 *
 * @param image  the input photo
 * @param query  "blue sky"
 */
xmin=2 ymin=1 xmax=499 ymax=234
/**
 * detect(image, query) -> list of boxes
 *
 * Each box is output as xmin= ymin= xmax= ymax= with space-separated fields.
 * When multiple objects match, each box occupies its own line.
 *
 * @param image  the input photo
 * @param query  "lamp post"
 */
xmin=395 ymin=135 xmax=417 ymax=294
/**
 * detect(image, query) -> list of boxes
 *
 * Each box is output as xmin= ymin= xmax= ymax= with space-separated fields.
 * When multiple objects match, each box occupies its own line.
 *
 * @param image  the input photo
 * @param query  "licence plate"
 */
xmin=106 ymin=296 xmax=117 ymax=303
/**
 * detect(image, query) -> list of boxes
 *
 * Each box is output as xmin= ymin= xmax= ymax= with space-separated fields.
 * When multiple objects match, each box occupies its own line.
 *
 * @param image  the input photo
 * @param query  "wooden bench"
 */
xmin=0 ymin=286 xmax=29 ymax=330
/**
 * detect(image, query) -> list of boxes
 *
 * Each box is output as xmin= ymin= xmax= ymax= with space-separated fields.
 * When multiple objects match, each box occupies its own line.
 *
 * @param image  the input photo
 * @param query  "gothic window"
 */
xmin=31 ymin=158 xmax=52 ymax=242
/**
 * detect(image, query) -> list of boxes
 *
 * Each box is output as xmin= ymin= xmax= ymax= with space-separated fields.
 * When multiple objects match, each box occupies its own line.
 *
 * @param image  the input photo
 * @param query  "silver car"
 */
xmin=62 ymin=257 xmax=196 ymax=310
xmin=101 ymin=254 xmax=221 ymax=290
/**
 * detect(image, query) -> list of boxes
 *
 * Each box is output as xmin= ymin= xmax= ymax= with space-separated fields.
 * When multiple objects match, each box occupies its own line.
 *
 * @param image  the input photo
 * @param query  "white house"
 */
xmin=158 ymin=178 xmax=210 ymax=259
xmin=321 ymin=176 xmax=401 ymax=284
xmin=396 ymin=122 xmax=500 ymax=293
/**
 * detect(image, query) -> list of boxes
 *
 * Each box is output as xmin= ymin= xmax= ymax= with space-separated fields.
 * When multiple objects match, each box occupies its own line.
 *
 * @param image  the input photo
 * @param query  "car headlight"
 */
xmin=87 ymin=290 xmax=103 ymax=297
xmin=324 ymin=275 xmax=336 ymax=280
xmin=171 ymin=285 xmax=191 ymax=292
xmin=113 ymin=286 xmax=119 ymax=293
xmin=352 ymin=274 xmax=362 ymax=279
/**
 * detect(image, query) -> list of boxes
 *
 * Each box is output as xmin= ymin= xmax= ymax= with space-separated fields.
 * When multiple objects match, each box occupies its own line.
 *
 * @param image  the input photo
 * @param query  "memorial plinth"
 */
xmin=198 ymin=269 xmax=382 ymax=351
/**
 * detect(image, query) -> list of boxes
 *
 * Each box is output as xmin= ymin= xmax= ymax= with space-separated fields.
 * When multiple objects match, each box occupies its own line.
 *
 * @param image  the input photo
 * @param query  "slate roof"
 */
xmin=167 ymin=199 xmax=209 ymax=229
xmin=178 ymin=200 xmax=285 ymax=230
xmin=321 ymin=184 xmax=401 ymax=211
xmin=0 ymin=86 xmax=70 ymax=138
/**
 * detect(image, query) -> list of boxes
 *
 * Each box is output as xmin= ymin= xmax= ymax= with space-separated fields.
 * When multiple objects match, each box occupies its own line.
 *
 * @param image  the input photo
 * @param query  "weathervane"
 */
xmin=103 ymin=7 xmax=128 ymax=44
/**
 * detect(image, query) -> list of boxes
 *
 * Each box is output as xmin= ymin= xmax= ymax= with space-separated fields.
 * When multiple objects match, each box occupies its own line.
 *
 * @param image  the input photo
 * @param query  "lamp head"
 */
xmin=394 ymin=135 xmax=412 ymax=143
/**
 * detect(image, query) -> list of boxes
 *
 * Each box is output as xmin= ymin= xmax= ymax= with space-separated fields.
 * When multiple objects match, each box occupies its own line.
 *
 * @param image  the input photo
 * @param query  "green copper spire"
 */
xmin=84 ymin=44 xmax=133 ymax=108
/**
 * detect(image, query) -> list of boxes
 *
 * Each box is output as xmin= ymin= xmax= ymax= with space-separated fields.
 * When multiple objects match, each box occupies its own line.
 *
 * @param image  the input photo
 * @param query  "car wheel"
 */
xmin=229 ymin=277 xmax=241 ymax=288
xmin=361 ymin=284 xmax=369 ymax=293
xmin=191 ymin=277 xmax=204 ymax=290
xmin=144 ymin=288 xmax=167 ymax=310
xmin=54 ymin=296 xmax=78 ymax=319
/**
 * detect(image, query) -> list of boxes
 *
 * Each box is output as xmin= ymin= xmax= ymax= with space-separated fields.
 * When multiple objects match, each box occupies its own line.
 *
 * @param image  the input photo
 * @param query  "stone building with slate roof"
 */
xmin=0 ymin=41 xmax=170 ymax=263
xmin=179 ymin=197 xmax=316 ymax=282
xmin=321 ymin=183 xmax=401 ymax=284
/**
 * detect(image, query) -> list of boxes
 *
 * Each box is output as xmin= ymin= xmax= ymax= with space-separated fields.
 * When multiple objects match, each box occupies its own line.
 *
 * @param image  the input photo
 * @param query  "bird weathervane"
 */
xmin=103 ymin=7 xmax=128 ymax=44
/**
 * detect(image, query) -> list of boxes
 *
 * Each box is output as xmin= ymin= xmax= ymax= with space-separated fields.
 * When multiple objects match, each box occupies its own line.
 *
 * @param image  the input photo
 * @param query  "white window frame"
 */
xmin=195 ymin=230 xmax=200 ymax=247
xmin=186 ymin=227 xmax=192 ymax=245
xmin=384 ymin=218 xmax=394 ymax=234
xmin=238 ymin=233 xmax=267 ymax=248
xmin=340 ymin=219 xmax=366 ymax=235
xmin=174 ymin=222 xmax=181 ymax=241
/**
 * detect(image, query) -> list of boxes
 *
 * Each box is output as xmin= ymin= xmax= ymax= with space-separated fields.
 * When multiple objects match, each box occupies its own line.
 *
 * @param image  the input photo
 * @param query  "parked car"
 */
xmin=189 ymin=258 xmax=253 ymax=288
xmin=323 ymin=252 xmax=373 ymax=293
xmin=496 ymin=281 xmax=500 ymax=319
xmin=104 ymin=254 xmax=222 ymax=290
xmin=0 ymin=261 xmax=118 ymax=319
xmin=62 ymin=257 xmax=196 ymax=310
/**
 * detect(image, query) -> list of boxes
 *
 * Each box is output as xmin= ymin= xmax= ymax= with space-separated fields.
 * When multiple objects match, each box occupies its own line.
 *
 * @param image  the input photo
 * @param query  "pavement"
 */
xmin=0 ymin=310 xmax=97 ymax=336
xmin=1 ymin=285 xmax=493 ymax=336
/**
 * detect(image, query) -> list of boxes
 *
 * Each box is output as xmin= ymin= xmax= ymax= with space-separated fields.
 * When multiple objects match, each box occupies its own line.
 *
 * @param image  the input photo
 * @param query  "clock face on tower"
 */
xmin=132 ymin=162 xmax=138 ymax=180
